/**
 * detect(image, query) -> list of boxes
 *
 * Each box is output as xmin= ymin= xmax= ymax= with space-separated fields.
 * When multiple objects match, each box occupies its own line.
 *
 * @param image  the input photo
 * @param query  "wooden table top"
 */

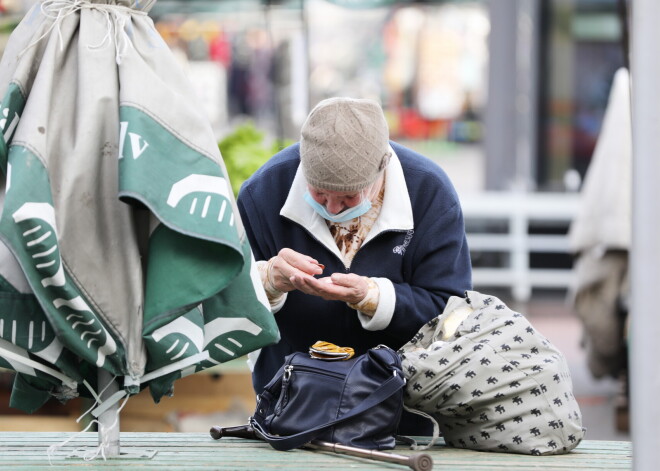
xmin=0 ymin=432 xmax=632 ymax=470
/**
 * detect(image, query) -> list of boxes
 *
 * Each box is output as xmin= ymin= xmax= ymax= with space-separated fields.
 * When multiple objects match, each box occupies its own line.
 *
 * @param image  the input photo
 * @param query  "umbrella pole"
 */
xmin=97 ymin=368 xmax=120 ymax=457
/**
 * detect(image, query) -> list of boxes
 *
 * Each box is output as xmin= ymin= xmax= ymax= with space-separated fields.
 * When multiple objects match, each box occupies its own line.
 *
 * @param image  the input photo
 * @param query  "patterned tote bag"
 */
xmin=399 ymin=291 xmax=585 ymax=455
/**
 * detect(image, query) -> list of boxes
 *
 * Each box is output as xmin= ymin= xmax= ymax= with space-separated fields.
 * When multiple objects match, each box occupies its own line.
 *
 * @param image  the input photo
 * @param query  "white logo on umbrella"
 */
xmin=118 ymin=121 xmax=150 ymax=160
xmin=12 ymin=202 xmax=117 ymax=367
xmin=0 ymin=317 xmax=65 ymax=364
xmin=150 ymin=316 xmax=204 ymax=362
xmin=0 ymin=105 xmax=20 ymax=142
xmin=203 ymin=317 xmax=263 ymax=358
xmin=12 ymin=202 xmax=65 ymax=287
xmin=167 ymin=174 xmax=235 ymax=226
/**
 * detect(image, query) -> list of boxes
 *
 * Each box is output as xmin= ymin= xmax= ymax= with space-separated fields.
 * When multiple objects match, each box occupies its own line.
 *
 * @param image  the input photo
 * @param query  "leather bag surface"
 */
xmin=250 ymin=345 xmax=405 ymax=451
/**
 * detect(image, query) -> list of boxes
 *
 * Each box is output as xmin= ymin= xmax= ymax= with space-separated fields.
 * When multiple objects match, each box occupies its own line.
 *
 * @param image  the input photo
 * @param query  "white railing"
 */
xmin=460 ymin=191 xmax=579 ymax=302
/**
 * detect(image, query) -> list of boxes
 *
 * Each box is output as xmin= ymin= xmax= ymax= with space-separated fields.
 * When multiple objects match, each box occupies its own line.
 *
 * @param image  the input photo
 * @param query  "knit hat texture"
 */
xmin=300 ymin=97 xmax=391 ymax=192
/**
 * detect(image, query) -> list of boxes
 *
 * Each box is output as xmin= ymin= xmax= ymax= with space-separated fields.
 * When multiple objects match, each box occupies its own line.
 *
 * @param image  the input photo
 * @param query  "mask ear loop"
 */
xmin=354 ymin=181 xmax=378 ymax=226
xmin=363 ymin=168 xmax=386 ymax=204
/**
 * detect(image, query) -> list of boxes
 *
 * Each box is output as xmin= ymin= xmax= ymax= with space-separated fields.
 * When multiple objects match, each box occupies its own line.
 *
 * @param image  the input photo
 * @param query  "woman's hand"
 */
xmin=266 ymin=248 xmax=324 ymax=293
xmin=289 ymin=272 xmax=369 ymax=304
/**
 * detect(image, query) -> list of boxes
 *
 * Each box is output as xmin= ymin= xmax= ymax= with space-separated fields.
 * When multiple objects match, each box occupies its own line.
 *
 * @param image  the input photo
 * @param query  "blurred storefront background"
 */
xmin=539 ymin=0 xmax=626 ymax=191
xmin=0 ymin=0 xmax=627 ymax=194
xmin=0 ymin=0 xmax=633 ymax=438
xmin=152 ymin=0 xmax=626 ymax=195
xmin=0 ymin=0 xmax=630 ymax=309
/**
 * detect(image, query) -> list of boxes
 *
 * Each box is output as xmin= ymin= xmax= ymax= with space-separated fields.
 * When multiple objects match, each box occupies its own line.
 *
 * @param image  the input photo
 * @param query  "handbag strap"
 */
xmin=250 ymin=371 xmax=405 ymax=451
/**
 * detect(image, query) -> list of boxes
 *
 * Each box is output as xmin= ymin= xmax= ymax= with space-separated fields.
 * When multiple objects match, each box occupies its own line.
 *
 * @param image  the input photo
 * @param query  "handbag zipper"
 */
xmin=273 ymin=363 xmax=346 ymax=417
xmin=273 ymin=365 xmax=293 ymax=416
xmin=285 ymin=364 xmax=346 ymax=380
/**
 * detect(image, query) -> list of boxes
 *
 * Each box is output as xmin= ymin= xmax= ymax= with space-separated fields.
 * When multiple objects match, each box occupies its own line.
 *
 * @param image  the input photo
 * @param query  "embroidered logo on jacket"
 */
xmin=393 ymin=229 xmax=414 ymax=255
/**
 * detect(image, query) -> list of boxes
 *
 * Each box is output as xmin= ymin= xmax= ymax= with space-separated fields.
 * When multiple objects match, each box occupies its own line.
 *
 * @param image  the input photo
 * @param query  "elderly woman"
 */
xmin=237 ymin=97 xmax=472 ymax=434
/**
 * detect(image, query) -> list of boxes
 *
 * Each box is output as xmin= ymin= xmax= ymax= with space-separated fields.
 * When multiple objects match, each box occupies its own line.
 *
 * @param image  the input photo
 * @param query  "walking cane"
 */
xmin=210 ymin=424 xmax=433 ymax=471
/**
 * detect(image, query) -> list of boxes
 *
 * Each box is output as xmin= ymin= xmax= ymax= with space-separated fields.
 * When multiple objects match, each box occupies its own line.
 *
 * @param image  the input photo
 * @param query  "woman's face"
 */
xmin=307 ymin=174 xmax=383 ymax=215
xmin=306 ymin=187 xmax=364 ymax=215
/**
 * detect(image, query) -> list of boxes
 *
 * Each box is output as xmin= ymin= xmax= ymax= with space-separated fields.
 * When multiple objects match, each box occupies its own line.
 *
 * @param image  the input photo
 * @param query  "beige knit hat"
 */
xmin=300 ymin=97 xmax=391 ymax=192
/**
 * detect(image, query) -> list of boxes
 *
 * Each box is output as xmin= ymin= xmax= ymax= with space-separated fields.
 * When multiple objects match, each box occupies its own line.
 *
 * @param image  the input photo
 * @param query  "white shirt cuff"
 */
xmin=256 ymin=259 xmax=287 ymax=313
xmin=269 ymin=292 xmax=287 ymax=314
xmin=357 ymin=277 xmax=395 ymax=331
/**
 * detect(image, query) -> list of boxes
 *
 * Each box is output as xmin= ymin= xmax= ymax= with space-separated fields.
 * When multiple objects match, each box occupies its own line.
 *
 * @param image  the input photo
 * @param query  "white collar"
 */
xmin=280 ymin=147 xmax=414 ymax=258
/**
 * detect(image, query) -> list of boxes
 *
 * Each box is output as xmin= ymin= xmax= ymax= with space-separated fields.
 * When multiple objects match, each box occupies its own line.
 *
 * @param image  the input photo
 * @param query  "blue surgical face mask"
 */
xmin=303 ymin=191 xmax=372 ymax=223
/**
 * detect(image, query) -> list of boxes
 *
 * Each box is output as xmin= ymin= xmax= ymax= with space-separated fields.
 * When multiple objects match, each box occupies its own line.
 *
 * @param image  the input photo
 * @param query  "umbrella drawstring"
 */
xmin=88 ymin=394 xmax=130 ymax=461
xmin=20 ymin=0 xmax=147 ymax=64
xmin=88 ymin=6 xmax=135 ymax=65
xmin=46 ymin=414 xmax=98 ymax=465
xmin=77 ymin=377 xmax=112 ymax=422
xmin=45 ymin=395 xmax=131 ymax=463
xmin=46 ymin=374 xmax=131 ymax=463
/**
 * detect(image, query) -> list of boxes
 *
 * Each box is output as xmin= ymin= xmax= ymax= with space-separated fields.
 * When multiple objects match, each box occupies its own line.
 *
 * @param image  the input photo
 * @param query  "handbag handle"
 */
xmin=250 ymin=371 xmax=405 ymax=451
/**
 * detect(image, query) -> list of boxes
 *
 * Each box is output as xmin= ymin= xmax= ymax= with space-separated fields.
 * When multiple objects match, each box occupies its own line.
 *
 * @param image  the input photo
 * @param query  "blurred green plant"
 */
xmin=0 ymin=18 xmax=20 ymax=35
xmin=218 ymin=122 xmax=293 ymax=196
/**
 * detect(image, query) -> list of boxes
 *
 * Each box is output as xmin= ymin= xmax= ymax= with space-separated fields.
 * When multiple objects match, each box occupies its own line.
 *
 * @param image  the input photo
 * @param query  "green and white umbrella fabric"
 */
xmin=0 ymin=0 xmax=279 ymax=414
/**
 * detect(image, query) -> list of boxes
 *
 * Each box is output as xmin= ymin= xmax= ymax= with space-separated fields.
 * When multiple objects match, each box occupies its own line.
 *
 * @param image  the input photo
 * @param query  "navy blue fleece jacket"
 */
xmin=237 ymin=141 xmax=472 ymax=393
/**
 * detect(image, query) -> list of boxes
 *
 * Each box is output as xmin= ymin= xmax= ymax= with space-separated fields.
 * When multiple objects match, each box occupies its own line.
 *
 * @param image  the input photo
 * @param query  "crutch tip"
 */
xmin=209 ymin=426 xmax=222 ymax=440
xmin=409 ymin=452 xmax=433 ymax=471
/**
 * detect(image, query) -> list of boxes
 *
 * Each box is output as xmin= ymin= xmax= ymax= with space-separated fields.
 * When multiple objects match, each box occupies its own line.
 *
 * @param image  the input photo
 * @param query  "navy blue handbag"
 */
xmin=250 ymin=345 xmax=405 ymax=451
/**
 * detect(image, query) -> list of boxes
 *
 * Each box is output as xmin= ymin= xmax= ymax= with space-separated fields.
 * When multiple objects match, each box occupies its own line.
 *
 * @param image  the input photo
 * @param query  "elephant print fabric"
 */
xmin=399 ymin=291 xmax=585 ymax=455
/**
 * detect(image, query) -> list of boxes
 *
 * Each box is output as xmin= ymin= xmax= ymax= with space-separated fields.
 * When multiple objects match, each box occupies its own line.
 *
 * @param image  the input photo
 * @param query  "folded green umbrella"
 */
xmin=0 ymin=0 xmax=279 ymax=414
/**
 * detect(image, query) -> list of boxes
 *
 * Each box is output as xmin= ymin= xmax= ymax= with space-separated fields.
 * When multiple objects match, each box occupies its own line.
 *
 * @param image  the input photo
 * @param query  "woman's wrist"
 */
xmin=257 ymin=258 xmax=285 ymax=302
xmin=347 ymin=277 xmax=379 ymax=317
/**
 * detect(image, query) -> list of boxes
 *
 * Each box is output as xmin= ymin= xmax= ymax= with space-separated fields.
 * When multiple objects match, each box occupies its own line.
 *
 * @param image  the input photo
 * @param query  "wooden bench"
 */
xmin=0 ymin=432 xmax=632 ymax=470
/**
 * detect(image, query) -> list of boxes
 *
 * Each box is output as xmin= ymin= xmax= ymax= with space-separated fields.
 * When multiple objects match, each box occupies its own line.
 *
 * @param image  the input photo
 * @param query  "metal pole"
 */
xmin=630 ymin=0 xmax=660 ymax=468
xmin=97 ymin=368 xmax=120 ymax=457
xmin=484 ymin=0 xmax=517 ymax=191
xmin=514 ymin=0 xmax=540 ymax=192
xmin=301 ymin=0 xmax=311 ymax=113
xmin=263 ymin=0 xmax=285 ymax=143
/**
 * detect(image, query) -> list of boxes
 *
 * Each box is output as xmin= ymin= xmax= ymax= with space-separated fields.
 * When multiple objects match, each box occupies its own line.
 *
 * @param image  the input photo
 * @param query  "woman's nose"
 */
xmin=325 ymin=197 xmax=345 ymax=215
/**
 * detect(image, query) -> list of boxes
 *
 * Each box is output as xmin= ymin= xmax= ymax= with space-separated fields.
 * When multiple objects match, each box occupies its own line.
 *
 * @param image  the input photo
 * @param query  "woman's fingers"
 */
xmin=289 ymin=273 xmax=367 ymax=304
xmin=268 ymin=249 xmax=324 ymax=292
xmin=271 ymin=251 xmax=367 ymax=304
xmin=279 ymin=248 xmax=324 ymax=275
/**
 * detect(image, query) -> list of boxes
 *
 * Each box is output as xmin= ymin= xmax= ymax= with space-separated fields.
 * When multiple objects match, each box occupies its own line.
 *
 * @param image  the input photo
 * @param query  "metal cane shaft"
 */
xmin=308 ymin=441 xmax=432 ymax=471
xmin=210 ymin=425 xmax=433 ymax=471
xmin=308 ymin=440 xmax=407 ymax=464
